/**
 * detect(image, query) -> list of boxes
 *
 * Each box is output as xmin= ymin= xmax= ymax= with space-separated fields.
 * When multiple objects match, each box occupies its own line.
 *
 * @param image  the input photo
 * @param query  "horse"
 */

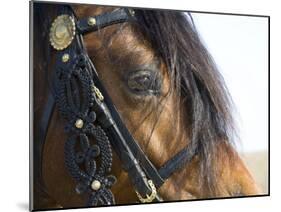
xmin=32 ymin=2 xmax=261 ymax=210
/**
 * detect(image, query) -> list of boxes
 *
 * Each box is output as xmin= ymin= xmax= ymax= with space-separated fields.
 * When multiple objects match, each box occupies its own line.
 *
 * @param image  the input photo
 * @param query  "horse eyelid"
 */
xmin=125 ymin=69 xmax=162 ymax=96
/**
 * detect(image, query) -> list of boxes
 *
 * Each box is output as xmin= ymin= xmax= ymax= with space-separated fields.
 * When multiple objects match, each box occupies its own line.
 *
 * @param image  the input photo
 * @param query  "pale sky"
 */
xmin=191 ymin=13 xmax=268 ymax=153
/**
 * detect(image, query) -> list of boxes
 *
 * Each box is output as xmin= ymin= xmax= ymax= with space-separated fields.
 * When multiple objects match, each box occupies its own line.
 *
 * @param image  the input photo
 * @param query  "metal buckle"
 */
xmin=136 ymin=180 xmax=157 ymax=203
xmin=91 ymin=85 xmax=104 ymax=101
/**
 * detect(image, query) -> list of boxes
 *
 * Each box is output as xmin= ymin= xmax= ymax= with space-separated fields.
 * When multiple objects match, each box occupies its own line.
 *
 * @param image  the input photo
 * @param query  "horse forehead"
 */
xmin=84 ymin=26 xmax=154 ymax=65
xmin=74 ymin=5 xmax=155 ymax=64
xmin=84 ymin=24 xmax=138 ymax=53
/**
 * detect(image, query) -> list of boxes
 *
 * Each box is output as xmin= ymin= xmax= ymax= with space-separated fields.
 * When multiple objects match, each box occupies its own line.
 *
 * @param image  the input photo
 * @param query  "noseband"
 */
xmin=39 ymin=6 xmax=196 ymax=206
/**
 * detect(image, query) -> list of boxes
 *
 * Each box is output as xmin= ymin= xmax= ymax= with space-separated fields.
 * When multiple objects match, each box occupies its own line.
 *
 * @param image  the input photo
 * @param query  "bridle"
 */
xmin=38 ymin=5 xmax=196 ymax=206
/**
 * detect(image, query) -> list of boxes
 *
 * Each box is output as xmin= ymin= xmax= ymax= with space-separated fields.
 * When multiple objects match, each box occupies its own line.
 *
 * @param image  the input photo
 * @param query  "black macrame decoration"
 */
xmin=54 ymin=50 xmax=116 ymax=206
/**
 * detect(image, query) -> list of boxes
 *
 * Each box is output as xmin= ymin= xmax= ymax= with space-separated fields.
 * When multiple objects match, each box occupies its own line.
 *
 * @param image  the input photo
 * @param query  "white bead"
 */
xmin=62 ymin=53 xmax=70 ymax=62
xmin=91 ymin=180 xmax=101 ymax=191
xmin=75 ymin=119 xmax=84 ymax=129
xmin=88 ymin=17 xmax=96 ymax=26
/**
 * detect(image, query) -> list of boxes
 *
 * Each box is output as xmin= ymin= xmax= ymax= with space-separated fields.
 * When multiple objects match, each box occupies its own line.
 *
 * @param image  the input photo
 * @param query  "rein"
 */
xmin=38 ymin=6 xmax=196 ymax=206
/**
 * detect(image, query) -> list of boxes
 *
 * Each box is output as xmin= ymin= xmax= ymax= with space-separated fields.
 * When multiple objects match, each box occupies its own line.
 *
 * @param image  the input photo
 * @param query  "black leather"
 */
xmin=77 ymin=8 xmax=134 ymax=35
xmin=36 ymin=92 xmax=55 ymax=186
xmin=158 ymin=145 xmax=197 ymax=180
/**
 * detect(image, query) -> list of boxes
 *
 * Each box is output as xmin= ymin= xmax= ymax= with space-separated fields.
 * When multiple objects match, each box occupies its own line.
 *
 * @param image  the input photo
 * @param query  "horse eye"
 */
xmin=126 ymin=70 xmax=161 ymax=95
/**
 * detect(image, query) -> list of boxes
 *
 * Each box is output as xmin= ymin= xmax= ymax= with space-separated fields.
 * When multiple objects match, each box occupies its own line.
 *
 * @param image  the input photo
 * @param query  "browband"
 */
xmin=38 ymin=6 xmax=196 ymax=206
xmin=77 ymin=8 xmax=134 ymax=34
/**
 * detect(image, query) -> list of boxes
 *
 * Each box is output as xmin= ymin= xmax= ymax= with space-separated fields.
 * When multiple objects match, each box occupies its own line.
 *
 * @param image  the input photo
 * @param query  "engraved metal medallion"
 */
xmin=49 ymin=15 xmax=76 ymax=50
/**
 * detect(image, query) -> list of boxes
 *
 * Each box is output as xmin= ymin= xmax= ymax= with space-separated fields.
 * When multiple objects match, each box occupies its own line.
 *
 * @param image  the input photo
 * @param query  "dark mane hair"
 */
xmin=134 ymin=9 xmax=236 ymax=195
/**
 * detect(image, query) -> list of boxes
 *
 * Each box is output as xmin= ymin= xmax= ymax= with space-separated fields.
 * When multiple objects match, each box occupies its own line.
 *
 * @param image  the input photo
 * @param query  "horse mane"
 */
xmin=133 ymin=10 xmax=237 ymax=195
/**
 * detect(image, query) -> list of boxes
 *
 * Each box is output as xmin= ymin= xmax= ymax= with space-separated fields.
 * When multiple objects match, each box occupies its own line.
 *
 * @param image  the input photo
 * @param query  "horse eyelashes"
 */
xmin=126 ymin=70 xmax=161 ymax=96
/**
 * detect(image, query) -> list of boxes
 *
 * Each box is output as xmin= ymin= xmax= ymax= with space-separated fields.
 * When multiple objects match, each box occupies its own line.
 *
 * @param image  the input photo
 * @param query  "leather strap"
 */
xmin=36 ymin=92 xmax=55 ymax=184
xmin=77 ymin=8 xmax=134 ymax=34
xmin=158 ymin=145 xmax=197 ymax=180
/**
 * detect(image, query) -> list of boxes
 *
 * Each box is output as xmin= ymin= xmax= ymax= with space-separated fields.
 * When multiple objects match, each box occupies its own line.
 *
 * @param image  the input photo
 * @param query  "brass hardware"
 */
xmin=91 ymin=180 xmax=101 ymax=191
xmin=128 ymin=9 xmax=135 ymax=16
xmin=49 ymin=15 xmax=76 ymax=50
xmin=75 ymin=119 xmax=84 ymax=129
xmin=92 ymin=85 xmax=104 ymax=101
xmin=62 ymin=53 xmax=70 ymax=62
xmin=136 ymin=180 xmax=157 ymax=203
xmin=88 ymin=17 xmax=96 ymax=26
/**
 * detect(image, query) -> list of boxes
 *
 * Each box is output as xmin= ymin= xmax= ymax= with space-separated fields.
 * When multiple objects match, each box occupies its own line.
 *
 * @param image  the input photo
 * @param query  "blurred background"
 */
xmin=191 ymin=12 xmax=268 ymax=193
